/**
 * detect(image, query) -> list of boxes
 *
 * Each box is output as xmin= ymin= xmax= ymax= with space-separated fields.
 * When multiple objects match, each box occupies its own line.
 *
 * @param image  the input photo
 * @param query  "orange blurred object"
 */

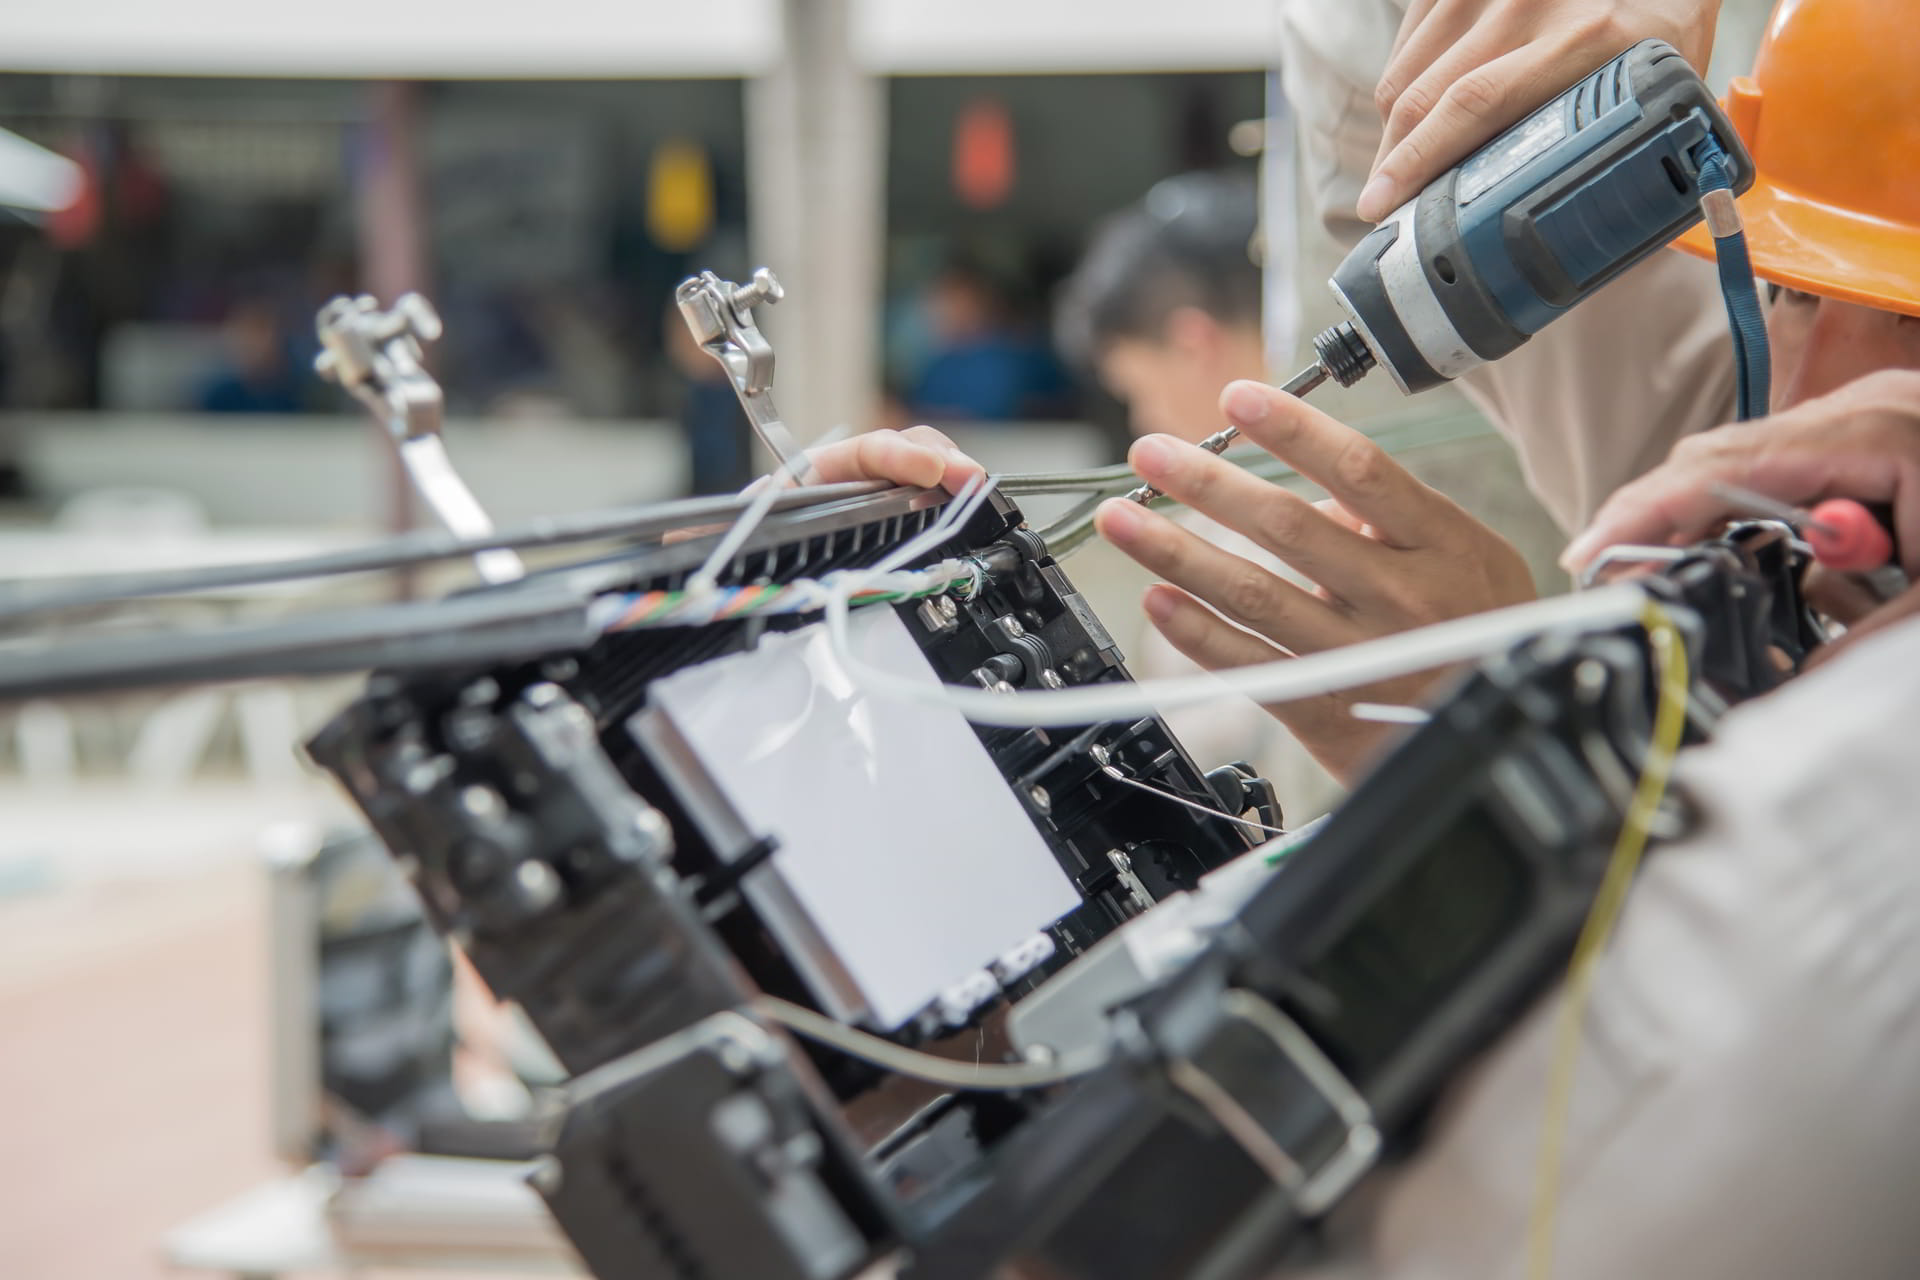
xmin=1673 ymin=0 xmax=1920 ymax=317
xmin=952 ymin=99 xmax=1015 ymax=210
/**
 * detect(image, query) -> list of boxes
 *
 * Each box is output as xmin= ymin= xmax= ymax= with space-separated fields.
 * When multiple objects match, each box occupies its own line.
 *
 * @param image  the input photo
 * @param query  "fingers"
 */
xmin=1383 ymin=0 xmax=1449 ymax=69
xmin=1372 ymin=0 xmax=1487 ymax=170
xmin=1142 ymin=582 xmax=1290 ymax=668
xmin=1315 ymin=497 xmax=1368 ymax=535
xmin=846 ymin=432 xmax=947 ymax=489
xmin=1562 ymin=371 xmax=1920 ymax=574
xmin=1125 ymin=433 xmax=1392 ymax=603
xmin=1141 ymin=583 xmax=1386 ymax=782
xmin=804 ymin=427 xmax=985 ymax=494
xmin=1096 ymin=499 xmax=1354 ymax=654
xmin=1800 ymin=565 xmax=1886 ymax=628
xmin=1361 ymin=41 xmax=1566 ymax=222
xmin=1562 ymin=418 xmax=1827 ymax=569
xmin=1217 ymin=380 xmax=1444 ymax=548
xmin=899 ymin=425 xmax=988 ymax=493
xmin=1360 ymin=1 xmax=1727 ymax=223
xmin=1561 ymin=463 xmax=1724 ymax=571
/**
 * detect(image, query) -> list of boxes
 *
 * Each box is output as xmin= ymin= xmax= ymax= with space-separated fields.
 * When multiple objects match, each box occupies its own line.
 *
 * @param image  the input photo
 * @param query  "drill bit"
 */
xmin=1124 ymin=361 xmax=1332 ymax=504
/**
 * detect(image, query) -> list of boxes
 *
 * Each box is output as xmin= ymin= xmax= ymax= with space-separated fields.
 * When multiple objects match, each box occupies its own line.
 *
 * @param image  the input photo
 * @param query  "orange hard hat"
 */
xmin=1673 ymin=0 xmax=1920 ymax=317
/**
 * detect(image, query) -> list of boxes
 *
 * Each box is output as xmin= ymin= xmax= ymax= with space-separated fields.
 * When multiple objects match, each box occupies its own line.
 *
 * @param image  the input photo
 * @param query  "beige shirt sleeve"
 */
xmin=1280 ymin=612 xmax=1920 ymax=1280
xmin=1276 ymin=0 xmax=1737 ymax=533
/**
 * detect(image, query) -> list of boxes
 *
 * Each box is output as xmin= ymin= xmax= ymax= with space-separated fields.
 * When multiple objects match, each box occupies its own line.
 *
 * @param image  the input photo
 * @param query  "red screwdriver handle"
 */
xmin=1805 ymin=499 xmax=1895 ymax=572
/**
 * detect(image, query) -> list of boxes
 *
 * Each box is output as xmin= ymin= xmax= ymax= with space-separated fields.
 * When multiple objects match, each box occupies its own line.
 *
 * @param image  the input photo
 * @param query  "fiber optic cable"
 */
xmin=1525 ymin=604 xmax=1690 ymax=1279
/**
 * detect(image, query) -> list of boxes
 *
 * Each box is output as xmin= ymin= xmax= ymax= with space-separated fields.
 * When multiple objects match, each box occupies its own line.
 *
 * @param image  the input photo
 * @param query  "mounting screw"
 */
xmin=528 ymin=1156 xmax=563 ymax=1194
xmin=1028 ymin=786 xmax=1051 ymax=813
xmin=460 ymin=786 xmax=505 ymax=820
xmin=635 ymin=807 xmax=673 ymax=850
xmin=917 ymin=595 xmax=961 ymax=637
xmin=513 ymin=861 xmax=562 ymax=914
xmin=1040 ymin=668 xmax=1066 ymax=690
xmin=1089 ymin=744 xmax=1111 ymax=767
xmin=1000 ymin=616 xmax=1026 ymax=638
xmin=395 ymin=291 xmax=443 ymax=343
xmin=716 ymin=1036 xmax=758 ymax=1076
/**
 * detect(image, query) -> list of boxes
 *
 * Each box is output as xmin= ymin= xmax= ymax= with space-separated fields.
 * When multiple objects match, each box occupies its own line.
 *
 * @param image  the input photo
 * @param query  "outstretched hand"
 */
xmin=1096 ymin=379 xmax=1535 ymax=782
xmin=1563 ymin=369 xmax=1920 ymax=577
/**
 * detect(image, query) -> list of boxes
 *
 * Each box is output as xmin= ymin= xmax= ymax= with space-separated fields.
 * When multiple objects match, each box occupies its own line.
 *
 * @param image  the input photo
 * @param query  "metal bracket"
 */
xmin=314 ymin=293 xmax=524 ymax=584
xmin=1167 ymin=989 xmax=1382 ymax=1217
xmin=675 ymin=269 xmax=820 ymax=484
xmin=1576 ymin=543 xmax=1692 ymax=589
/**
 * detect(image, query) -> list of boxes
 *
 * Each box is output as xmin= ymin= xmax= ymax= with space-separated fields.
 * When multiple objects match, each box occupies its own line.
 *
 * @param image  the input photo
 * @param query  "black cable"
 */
xmin=0 ymin=483 xmax=950 ymax=700
xmin=0 ymin=480 xmax=894 ymax=624
xmin=0 ymin=582 xmax=597 ymax=700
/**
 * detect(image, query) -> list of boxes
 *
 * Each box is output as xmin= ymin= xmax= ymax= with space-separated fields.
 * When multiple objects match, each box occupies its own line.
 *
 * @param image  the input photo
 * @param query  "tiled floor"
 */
xmin=0 ymin=788 xmax=568 ymax=1280
xmin=1 ymin=861 xmax=280 ymax=1279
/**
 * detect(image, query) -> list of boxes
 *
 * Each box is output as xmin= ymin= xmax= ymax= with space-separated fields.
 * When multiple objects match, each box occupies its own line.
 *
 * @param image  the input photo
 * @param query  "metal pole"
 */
xmin=356 ymin=80 xmax=429 ymax=593
xmin=744 ymin=0 xmax=885 ymax=455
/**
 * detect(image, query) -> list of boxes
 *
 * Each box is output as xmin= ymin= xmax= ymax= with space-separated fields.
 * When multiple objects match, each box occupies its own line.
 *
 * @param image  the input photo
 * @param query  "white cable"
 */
xmin=753 ymin=996 xmax=1107 ymax=1090
xmin=588 ymin=560 xmax=977 ymax=633
xmin=1349 ymin=702 xmax=1432 ymax=725
xmin=872 ymin=472 xmax=998 ymax=575
xmin=1099 ymin=765 xmax=1288 ymax=838
xmin=689 ymin=424 xmax=852 ymax=595
xmin=826 ymin=583 xmax=1648 ymax=728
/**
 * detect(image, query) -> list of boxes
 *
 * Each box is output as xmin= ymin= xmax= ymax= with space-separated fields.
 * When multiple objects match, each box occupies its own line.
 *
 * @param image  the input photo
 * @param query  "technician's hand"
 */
xmin=1563 ymin=369 xmax=1920 ymax=576
xmin=802 ymin=425 xmax=987 ymax=495
xmin=1095 ymin=379 xmax=1535 ymax=782
xmin=1359 ymin=0 xmax=1721 ymax=222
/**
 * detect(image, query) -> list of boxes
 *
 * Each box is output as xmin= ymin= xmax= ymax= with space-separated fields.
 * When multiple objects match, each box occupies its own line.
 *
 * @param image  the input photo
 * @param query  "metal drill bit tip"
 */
xmin=1124 ymin=361 xmax=1331 ymax=504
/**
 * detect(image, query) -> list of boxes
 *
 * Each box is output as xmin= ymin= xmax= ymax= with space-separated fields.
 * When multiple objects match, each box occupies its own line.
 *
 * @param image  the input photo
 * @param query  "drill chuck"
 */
xmin=1312 ymin=323 xmax=1376 ymax=388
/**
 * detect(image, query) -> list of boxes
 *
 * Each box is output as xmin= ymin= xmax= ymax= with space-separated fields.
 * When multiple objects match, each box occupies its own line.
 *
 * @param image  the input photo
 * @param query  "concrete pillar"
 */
xmin=745 ymin=0 xmax=886 ymax=449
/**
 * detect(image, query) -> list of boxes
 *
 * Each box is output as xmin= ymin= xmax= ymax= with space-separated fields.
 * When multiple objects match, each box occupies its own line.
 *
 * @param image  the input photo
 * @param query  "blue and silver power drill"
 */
xmin=1130 ymin=39 xmax=1755 ymax=502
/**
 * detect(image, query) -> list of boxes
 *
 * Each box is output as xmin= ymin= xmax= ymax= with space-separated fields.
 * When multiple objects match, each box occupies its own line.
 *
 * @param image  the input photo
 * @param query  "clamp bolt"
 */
xmin=735 ymin=267 xmax=784 ymax=310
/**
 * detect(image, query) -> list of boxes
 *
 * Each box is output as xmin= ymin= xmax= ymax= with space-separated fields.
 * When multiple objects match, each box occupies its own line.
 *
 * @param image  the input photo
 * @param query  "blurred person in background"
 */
xmin=1054 ymin=170 xmax=1267 ymax=446
xmin=196 ymin=297 xmax=304 ymax=415
xmin=903 ymin=255 xmax=1071 ymax=424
